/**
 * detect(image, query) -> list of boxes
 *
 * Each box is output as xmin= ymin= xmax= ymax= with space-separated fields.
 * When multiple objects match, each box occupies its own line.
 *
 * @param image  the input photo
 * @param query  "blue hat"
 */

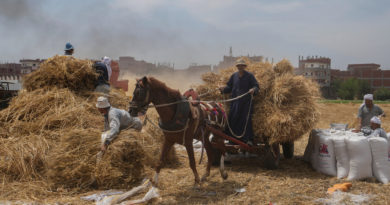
xmin=65 ymin=42 xmax=74 ymax=51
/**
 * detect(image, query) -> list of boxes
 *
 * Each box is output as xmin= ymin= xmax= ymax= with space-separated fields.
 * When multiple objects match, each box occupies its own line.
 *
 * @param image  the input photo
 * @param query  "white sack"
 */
xmin=346 ymin=136 xmax=372 ymax=180
xmin=332 ymin=136 xmax=349 ymax=179
xmin=369 ymin=137 xmax=390 ymax=184
xmin=316 ymin=133 xmax=337 ymax=176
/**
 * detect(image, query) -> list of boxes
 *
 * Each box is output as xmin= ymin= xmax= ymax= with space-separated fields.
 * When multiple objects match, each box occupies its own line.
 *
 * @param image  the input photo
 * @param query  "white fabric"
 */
xmin=345 ymin=136 xmax=372 ymax=180
xmin=364 ymin=94 xmax=373 ymax=101
xmin=370 ymin=116 xmax=381 ymax=125
xmin=369 ymin=137 xmax=390 ymax=184
xmin=316 ymin=133 xmax=337 ymax=176
xmin=102 ymin=56 xmax=112 ymax=80
xmin=96 ymin=96 xmax=110 ymax=108
xmin=103 ymin=107 xmax=142 ymax=144
xmin=332 ymin=136 xmax=350 ymax=179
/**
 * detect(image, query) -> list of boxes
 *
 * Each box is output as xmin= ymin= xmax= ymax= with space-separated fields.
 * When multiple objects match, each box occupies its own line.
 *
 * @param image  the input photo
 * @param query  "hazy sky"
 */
xmin=1 ymin=0 xmax=389 ymax=69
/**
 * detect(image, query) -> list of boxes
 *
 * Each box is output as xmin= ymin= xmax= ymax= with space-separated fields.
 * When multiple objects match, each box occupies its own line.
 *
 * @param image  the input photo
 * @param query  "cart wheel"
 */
xmin=282 ymin=141 xmax=294 ymax=159
xmin=264 ymin=144 xmax=280 ymax=169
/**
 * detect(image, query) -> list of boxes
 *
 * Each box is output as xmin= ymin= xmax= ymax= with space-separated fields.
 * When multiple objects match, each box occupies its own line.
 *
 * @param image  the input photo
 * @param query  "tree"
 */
xmin=335 ymin=78 xmax=371 ymax=100
xmin=374 ymin=88 xmax=390 ymax=101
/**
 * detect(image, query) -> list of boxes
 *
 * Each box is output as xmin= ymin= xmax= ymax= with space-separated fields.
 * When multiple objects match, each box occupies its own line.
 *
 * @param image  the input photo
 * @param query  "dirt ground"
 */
xmin=1 ymin=103 xmax=390 ymax=204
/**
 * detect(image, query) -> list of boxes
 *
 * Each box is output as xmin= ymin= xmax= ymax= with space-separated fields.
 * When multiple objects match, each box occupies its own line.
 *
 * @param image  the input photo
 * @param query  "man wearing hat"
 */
xmin=64 ymin=42 xmax=74 ymax=56
xmin=219 ymin=59 xmax=259 ymax=145
xmin=355 ymin=94 xmax=385 ymax=132
xmin=96 ymin=96 xmax=142 ymax=152
xmin=368 ymin=116 xmax=388 ymax=139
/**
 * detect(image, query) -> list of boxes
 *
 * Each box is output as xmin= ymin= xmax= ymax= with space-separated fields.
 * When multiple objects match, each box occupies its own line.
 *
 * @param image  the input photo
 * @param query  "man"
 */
xmin=94 ymin=61 xmax=110 ymax=93
xmin=355 ymin=94 xmax=385 ymax=132
xmin=64 ymin=42 xmax=74 ymax=56
xmin=368 ymin=116 xmax=387 ymax=139
xmin=96 ymin=96 xmax=142 ymax=152
xmin=102 ymin=56 xmax=112 ymax=81
xmin=219 ymin=59 xmax=259 ymax=145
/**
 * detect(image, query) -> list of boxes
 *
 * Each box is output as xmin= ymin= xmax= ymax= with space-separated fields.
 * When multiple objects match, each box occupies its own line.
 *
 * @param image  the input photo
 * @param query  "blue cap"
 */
xmin=65 ymin=42 xmax=74 ymax=51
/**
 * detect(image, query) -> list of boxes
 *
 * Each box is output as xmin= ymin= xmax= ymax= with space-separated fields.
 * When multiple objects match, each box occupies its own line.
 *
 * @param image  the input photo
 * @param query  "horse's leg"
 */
xmin=201 ymin=132 xmax=212 ymax=182
xmin=185 ymin=142 xmax=200 ymax=185
xmin=153 ymin=139 xmax=174 ymax=186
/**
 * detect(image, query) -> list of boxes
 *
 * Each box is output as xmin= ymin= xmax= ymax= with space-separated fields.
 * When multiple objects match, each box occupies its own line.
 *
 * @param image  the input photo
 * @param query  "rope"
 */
xmin=145 ymin=115 xmax=189 ymax=134
xmin=129 ymin=90 xmax=252 ymax=109
xmin=223 ymin=93 xmax=254 ymax=139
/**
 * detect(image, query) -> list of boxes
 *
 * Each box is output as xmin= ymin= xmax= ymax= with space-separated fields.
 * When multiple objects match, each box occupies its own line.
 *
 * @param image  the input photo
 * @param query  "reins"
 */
xmin=131 ymin=90 xmax=252 ymax=109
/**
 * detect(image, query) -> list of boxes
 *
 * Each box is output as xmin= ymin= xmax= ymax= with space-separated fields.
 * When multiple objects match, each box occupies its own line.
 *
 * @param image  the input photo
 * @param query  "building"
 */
xmin=214 ymin=47 xmax=263 ymax=71
xmin=331 ymin=63 xmax=390 ymax=89
xmin=0 ymin=63 xmax=26 ymax=90
xmin=295 ymin=56 xmax=331 ymax=87
xmin=20 ymin=59 xmax=44 ymax=71
xmin=119 ymin=56 xmax=174 ymax=75
xmin=187 ymin=64 xmax=212 ymax=74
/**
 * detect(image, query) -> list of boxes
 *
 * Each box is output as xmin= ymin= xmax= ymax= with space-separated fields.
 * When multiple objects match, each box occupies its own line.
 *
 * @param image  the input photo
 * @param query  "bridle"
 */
xmin=130 ymin=80 xmax=151 ymax=116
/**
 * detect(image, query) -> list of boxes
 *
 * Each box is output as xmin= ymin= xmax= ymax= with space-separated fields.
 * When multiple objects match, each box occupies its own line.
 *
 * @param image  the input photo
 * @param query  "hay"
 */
xmin=22 ymin=55 xmax=97 ymax=92
xmin=0 ymin=56 xmax=172 ymax=196
xmin=196 ymin=58 xmax=319 ymax=144
xmin=95 ymin=134 xmax=146 ymax=189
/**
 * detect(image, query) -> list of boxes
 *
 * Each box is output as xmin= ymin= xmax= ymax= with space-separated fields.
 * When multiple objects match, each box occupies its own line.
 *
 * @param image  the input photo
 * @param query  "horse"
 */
xmin=129 ymin=76 xmax=227 ymax=185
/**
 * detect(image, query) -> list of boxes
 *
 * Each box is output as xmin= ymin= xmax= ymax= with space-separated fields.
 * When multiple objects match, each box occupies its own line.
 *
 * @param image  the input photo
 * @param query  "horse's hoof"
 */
xmin=222 ymin=172 xmax=228 ymax=180
xmin=200 ymin=175 xmax=209 ymax=182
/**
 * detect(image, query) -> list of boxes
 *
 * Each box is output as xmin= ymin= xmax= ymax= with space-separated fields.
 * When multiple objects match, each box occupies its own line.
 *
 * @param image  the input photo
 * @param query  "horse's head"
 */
xmin=129 ymin=76 xmax=151 ymax=117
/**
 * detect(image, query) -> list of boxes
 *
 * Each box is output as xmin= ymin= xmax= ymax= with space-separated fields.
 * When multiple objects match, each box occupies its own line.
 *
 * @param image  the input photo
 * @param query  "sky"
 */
xmin=0 ymin=0 xmax=389 ymax=69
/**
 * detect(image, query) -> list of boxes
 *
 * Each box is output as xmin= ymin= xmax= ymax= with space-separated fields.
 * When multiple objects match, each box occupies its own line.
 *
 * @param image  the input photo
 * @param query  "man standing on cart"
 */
xmin=219 ymin=59 xmax=259 ymax=146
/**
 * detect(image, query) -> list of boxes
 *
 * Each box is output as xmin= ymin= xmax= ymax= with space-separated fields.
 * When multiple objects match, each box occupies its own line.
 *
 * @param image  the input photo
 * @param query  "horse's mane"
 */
xmin=148 ymin=77 xmax=181 ymax=99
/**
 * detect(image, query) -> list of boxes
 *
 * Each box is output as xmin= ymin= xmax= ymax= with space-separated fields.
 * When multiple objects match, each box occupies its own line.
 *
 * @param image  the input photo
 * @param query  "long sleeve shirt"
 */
xmin=103 ymin=107 xmax=142 ymax=145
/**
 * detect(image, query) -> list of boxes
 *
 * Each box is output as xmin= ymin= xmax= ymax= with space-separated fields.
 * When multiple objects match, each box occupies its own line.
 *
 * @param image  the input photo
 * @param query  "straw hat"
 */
xmin=236 ymin=59 xmax=247 ymax=66
xmin=96 ymin=96 xmax=110 ymax=108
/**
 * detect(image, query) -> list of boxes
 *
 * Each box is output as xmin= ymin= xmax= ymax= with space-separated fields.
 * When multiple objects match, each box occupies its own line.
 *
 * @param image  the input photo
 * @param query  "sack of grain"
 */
xmin=368 ymin=137 xmax=390 ymax=184
xmin=345 ymin=136 xmax=372 ymax=180
xmin=316 ymin=133 xmax=337 ymax=176
xmin=332 ymin=136 xmax=349 ymax=179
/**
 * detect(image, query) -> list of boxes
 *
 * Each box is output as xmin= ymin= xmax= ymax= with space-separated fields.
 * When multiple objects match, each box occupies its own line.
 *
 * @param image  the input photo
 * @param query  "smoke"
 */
xmin=0 ymin=0 xmax=192 ymax=67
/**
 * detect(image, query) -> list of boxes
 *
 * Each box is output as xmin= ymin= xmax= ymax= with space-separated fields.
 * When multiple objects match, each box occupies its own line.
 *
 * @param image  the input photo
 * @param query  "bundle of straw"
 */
xmin=23 ymin=55 xmax=97 ymax=92
xmin=196 ymin=58 xmax=319 ymax=144
xmin=0 ymin=56 xmax=170 ymax=191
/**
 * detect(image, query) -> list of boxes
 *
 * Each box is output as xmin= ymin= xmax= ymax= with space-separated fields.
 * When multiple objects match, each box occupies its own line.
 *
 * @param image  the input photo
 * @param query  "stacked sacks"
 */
xmin=0 ymin=56 xmax=168 ymax=192
xmin=307 ymin=129 xmax=390 ymax=183
xmin=197 ymin=58 xmax=320 ymax=144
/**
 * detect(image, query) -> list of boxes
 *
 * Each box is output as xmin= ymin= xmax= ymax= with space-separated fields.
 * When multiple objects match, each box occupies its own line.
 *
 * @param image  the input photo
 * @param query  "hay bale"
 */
xmin=22 ymin=55 xmax=97 ymax=92
xmin=273 ymin=59 xmax=294 ymax=75
xmin=95 ymin=135 xmax=146 ymax=189
xmin=0 ymin=56 xmax=175 ymax=191
xmin=196 ymin=58 xmax=319 ymax=144
xmin=46 ymin=128 xmax=100 ymax=189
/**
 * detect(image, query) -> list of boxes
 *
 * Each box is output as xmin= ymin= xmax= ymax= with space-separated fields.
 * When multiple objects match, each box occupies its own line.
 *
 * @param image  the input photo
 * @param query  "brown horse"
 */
xmin=129 ymin=76 xmax=227 ymax=185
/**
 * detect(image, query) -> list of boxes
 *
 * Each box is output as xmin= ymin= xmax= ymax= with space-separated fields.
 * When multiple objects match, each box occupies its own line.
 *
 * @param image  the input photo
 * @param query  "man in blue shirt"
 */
xmin=219 ymin=59 xmax=259 ymax=145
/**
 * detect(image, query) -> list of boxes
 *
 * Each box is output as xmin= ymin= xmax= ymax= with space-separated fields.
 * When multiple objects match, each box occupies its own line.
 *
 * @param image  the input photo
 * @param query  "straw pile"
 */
xmin=0 ymin=56 xmax=169 ymax=192
xmin=22 ymin=55 xmax=97 ymax=92
xmin=196 ymin=58 xmax=319 ymax=144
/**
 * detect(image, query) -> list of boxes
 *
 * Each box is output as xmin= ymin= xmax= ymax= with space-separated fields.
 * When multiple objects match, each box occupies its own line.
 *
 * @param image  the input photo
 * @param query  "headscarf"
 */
xmin=102 ymin=56 xmax=112 ymax=80
xmin=370 ymin=116 xmax=381 ymax=125
xmin=361 ymin=93 xmax=374 ymax=108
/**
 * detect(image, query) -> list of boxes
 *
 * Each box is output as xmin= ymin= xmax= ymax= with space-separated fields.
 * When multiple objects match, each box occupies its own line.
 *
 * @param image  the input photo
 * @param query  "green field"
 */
xmin=319 ymin=99 xmax=390 ymax=104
